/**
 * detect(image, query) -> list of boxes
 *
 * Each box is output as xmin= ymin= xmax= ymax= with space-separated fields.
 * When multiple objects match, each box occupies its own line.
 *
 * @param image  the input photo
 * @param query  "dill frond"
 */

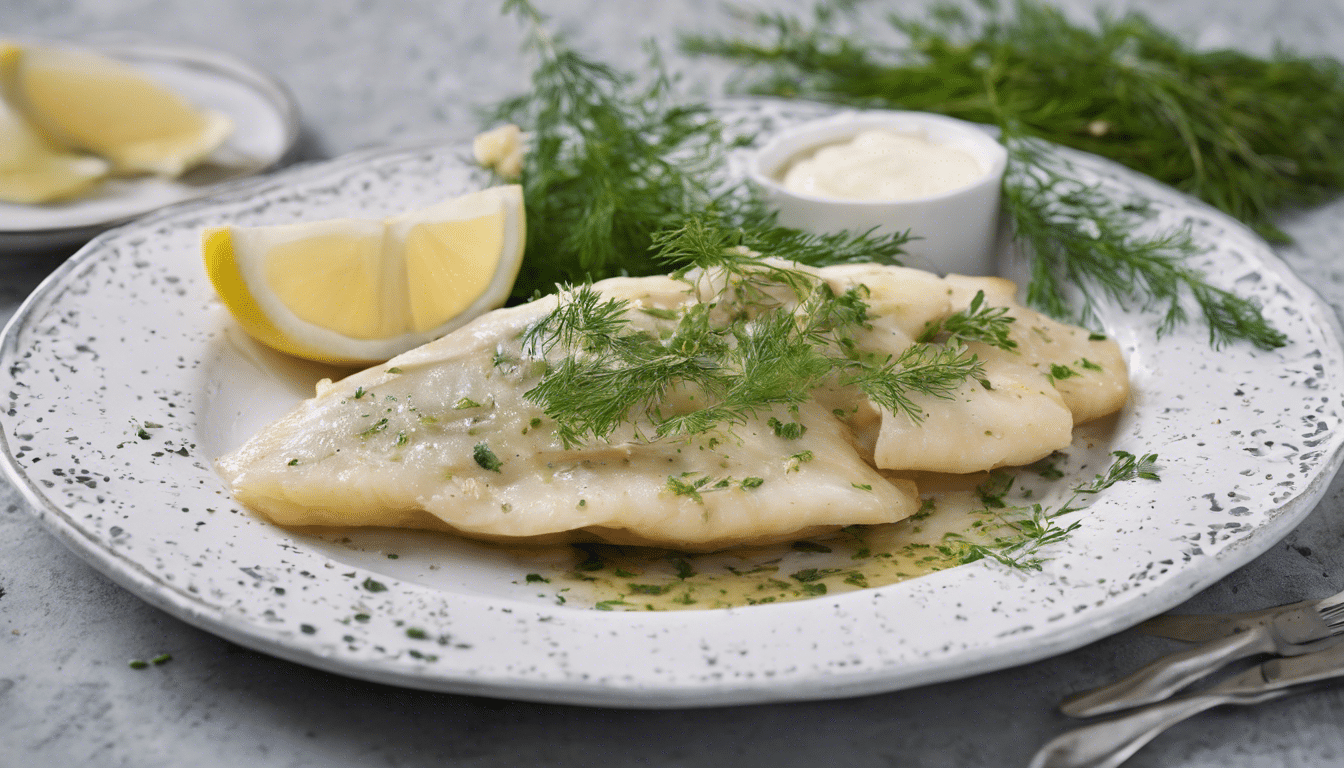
xmin=685 ymin=0 xmax=1316 ymax=348
xmin=495 ymin=0 xmax=909 ymax=301
xmin=916 ymin=289 xmax=1017 ymax=350
xmin=842 ymin=343 xmax=985 ymax=422
xmin=521 ymin=217 xmax=979 ymax=444
xmin=941 ymin=451 xmax=1160 ymax=570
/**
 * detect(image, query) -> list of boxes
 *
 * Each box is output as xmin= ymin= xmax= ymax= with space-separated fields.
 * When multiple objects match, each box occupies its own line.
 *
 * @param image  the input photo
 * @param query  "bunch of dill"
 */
xmin=491 ymin=0 xmax=909 ymax=301
xmin=684 ymin=0 xmax=1344 ymax=244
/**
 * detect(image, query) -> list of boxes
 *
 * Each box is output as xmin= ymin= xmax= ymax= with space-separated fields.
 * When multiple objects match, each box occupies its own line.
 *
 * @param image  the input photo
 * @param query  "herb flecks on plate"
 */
xmin=685 ymin=0 xmax=1314 ymax=349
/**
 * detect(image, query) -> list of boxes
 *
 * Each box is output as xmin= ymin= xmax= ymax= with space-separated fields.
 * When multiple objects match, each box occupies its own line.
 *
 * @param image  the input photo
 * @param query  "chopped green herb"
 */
xmin=362 ymin=577 xmax=387 ymax=593
xmin=851 ymin=483 xmax=873 ymax=491
xmin=454 ymin=397 xmax=482 ymax=409
xmin=128 ymin=659 xmax=149 ymax=670
xmin=472 ymin=442 xmax=503 ymax=472
xmin=359 ymin=418 xmax=389 ymax=438
xmin=790 ymin=568 xmax=824 ymax=583
xmin=386 ymin=367 xmax=403 ymax=374
xmin=740 ymin=476 xmax=765 ymax=490
xmin=287 ymin=458 xmax=299 ymax=466
xmin=628 ymin=583 xmax=673 ymax=595
xmin=767 ymin=416 xmax=808 ymax=439
xmin=354 ymin=387 xmax=367 ymax=399
xmin=525 ymin=573 xmax=550 ymax=584
xmin=406 ymin=627 xmax=428 ymax=640
xmin=672 ymin=557 xmax=695 ymax=579
xmin=843 ymin=572 xmax=869 ymax=588
xmin=1048 ymin=364 xmax=1078 ymax=382
xmin=911 ymin=498 xmax=936 ymax=521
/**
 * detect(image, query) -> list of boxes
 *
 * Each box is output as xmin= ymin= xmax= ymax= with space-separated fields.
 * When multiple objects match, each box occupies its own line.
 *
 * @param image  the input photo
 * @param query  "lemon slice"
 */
xmin=203 ymin=185 xmax=526 ymax=365
xmin=0 ymin=42 xmax=232 ymax=177
xmin=0 ymin=88 xmax=107 ymax=203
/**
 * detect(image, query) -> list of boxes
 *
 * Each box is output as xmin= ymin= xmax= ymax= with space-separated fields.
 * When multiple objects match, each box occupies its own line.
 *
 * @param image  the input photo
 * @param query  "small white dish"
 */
xmin=748 ymin=110 xmax=1007 ymax=275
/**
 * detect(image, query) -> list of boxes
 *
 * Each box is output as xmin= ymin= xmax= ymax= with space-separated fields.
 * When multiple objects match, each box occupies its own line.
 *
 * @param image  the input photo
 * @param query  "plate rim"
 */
xmin=4 ymin=104 xmax=1344 ymax=707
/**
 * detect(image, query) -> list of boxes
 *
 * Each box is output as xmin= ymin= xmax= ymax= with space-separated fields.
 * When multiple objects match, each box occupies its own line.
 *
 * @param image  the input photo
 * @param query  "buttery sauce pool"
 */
xmin=541 ymin=465 xmax=1062 ymax=611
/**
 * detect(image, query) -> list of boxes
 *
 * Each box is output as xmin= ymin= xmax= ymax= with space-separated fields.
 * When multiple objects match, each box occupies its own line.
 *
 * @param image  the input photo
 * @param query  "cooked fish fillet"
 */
xmin=216 ymin=263 xmax=1128 ymax=549
xmin=217 ymin=274 xmax=920 ymax=550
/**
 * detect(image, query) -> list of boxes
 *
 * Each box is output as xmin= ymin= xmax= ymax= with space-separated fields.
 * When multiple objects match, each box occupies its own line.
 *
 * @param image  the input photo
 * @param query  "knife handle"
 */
xmin=1031 ymin=694 xmax=1238 ymax=768
xmin=1059 ymin=627 xmax=1274 ymax=717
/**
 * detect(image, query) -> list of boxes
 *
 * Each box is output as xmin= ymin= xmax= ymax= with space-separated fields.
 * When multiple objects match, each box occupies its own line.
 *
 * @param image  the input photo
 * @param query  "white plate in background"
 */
xmin=0 ymin=36 xmax=300 ymax=252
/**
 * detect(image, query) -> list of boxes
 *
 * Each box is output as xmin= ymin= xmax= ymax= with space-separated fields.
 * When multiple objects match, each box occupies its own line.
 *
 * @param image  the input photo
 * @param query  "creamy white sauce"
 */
xmin=780 ymin=129 xmax=985 ymax=201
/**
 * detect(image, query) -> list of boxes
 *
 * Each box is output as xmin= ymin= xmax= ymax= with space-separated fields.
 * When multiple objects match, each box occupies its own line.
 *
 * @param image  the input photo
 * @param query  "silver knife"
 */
xmin=1060 ymin=587 xmax=1344 ymax=717
xmin=1135 ymin=599 xmax=1316 ymax=642
xmin=1032 ymin=640 xmax=1344 ymax=768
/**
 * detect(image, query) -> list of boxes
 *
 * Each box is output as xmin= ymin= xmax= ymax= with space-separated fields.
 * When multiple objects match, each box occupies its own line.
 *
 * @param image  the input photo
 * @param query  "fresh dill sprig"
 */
xmin=840 ymin=343 xmax=985 ymax=423
xmin=1006 ymin=137 xmax=1287 ymax=349
xmin=684 ymin=0 xmax=1309 ymax=349
xmin=685 ymin=0 xmax=1344 ymax=242
xmin=916 ymin=289 xmax=1016 ymax=350
xmin=943 ymin=450 xmax=1160 ymax=570
xmin=522 ymin=216 xmax=979 ymax=445
xmin=494 ymin=0 xmax=909 ymax=300
xmin=495 ymin=0 xmax=732 ymax=299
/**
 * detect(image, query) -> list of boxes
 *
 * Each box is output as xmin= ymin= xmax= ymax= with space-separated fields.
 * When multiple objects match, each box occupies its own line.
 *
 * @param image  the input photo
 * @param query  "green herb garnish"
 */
xmin=473 ymin=442 xmax=504 ymax=472
xmin=521 ymin=218 xmax=982 ymax=446
xmin=917 ymin=290 xmax=1016 ymax=351
xmin=685 ymin=0 xmax=1300 ymax=349
xmin=495 ymin=0 xmax=909 ymax=301
xmin=946 ymin=451 xmax=1160 ymax=570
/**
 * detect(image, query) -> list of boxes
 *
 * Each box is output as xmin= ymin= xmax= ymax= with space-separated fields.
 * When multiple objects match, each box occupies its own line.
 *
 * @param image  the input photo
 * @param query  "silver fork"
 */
xmin=1032 ymin=637 xmax=1344 ymax=768
xmin=1060 ymin=588 xmax=1344 ymax=718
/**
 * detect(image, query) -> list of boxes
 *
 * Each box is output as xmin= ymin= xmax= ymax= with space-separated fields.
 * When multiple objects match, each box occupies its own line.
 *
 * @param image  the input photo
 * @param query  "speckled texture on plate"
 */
xmin=2 ymin=99 xmax=1342 ymax=708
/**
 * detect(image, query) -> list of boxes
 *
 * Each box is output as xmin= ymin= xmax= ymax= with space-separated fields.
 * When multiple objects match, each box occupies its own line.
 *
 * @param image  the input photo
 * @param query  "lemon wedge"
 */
xmin=0 ymin=86 xmax=107 ymax=203
xmin=0 ymin=42 xmax=232 ymax=177
xmin=203 ymin=185 xmax=526 ymax=365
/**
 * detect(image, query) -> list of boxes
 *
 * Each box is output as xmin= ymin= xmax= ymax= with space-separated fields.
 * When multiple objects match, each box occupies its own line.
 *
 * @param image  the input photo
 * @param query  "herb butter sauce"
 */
xmin=780 ymin=129 xmax=985 ymax=202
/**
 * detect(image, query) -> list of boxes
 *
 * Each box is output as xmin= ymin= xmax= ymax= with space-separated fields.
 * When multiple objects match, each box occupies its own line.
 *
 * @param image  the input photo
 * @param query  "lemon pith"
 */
xmin=203 ymin=185 xmax=526 ymax=366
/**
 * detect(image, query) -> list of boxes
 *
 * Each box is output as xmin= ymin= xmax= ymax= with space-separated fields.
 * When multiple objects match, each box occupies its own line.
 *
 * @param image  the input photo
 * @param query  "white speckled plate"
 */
xmin=3 ymin=99 xmax=1344 ymax=707
xmin=0 ymin=36 xmax=300 ymax=252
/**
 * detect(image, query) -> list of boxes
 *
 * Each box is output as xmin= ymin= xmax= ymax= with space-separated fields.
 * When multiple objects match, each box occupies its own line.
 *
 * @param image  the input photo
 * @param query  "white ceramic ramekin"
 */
xmin=748 ymin=110 xmax=1008 ymax=276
